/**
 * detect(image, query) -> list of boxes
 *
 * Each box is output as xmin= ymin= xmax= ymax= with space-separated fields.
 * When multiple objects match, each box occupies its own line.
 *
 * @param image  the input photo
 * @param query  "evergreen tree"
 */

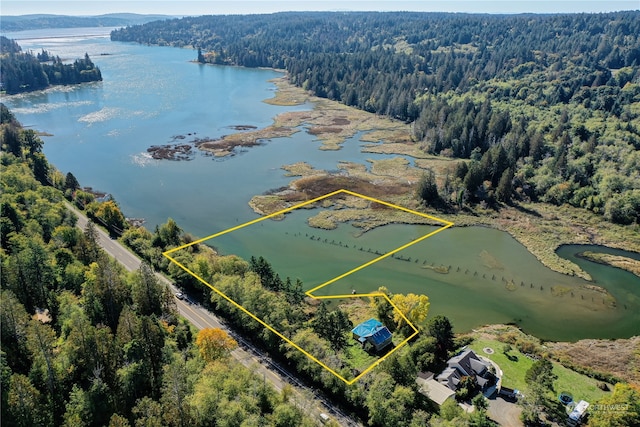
xmin=496 ymin=167 xmax=514 ymax=203
xmin=427 ymin=315 xmax=454 ymax=363
xmin=416 ymin=169 xmax=440 ymax=206
xmin=65 ymin=172 xmax=80 ymax=191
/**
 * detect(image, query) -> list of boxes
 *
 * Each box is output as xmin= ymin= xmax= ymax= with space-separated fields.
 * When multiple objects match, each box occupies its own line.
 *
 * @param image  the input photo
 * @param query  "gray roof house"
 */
xmin=416 ymin=372 xmax=456 ymax=406
xmin=436 ymin=349 xmax=496 ymax=391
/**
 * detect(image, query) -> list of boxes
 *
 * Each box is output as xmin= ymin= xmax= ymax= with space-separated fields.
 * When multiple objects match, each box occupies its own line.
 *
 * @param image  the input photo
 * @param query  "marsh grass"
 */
xmin=245 ymin=77 xmax=640 ymax=280
xmin=578 ymin=252 xmax=640 ymax=278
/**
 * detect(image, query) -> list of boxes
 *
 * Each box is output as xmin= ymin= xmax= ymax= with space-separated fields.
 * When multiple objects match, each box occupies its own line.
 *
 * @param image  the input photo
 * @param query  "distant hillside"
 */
xmin=0 ymin=36 xmax=102 ymax=93
xmin=112 ymin=11 xmax=640 ymax=225
xmin=0 ymin=13 xmax=174 ymax=32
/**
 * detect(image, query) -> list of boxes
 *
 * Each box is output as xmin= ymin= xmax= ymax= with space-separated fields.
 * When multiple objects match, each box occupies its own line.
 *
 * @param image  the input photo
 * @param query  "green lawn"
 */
xmin=343 ymin=341 xmax=377 ymax=372
xmin=469 ymin=338 xmax=610 ymax=403
xmin=343 ymin=331 xmax=412 ymax=374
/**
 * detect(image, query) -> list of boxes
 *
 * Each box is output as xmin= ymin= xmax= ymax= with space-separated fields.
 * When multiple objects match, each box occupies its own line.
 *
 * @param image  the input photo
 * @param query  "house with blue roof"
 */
xmin=351 ymin=318 xmax=393 ymax=352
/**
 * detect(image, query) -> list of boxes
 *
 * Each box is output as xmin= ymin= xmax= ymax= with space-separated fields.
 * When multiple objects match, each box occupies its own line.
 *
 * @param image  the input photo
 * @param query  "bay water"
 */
xmin=3 ymin=28 xmax=639 ymax=341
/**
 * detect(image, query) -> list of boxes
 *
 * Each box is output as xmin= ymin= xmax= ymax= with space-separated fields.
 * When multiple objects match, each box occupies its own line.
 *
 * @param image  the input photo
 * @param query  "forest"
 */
xmin=111 ymin=11 xmax=640 ymax=224
xmin=0 ymin=36 xmax=102 ymax=94
xmin=2 ymin=95 xmax=639 ymax=424
xmin=0 ymin=105 xmax=321 ymax=427
xmin=0 ymin=14 xmax=172 ymax=32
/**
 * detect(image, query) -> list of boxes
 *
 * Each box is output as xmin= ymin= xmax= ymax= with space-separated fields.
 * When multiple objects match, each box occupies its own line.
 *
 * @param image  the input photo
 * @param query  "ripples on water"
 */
xmin=78 ymin=107 xmax=121 ymax=124
xmin=10 ymin=100 xmax=94 ymax=115
xmin=130 ymin=152 xmax=159 ymax=168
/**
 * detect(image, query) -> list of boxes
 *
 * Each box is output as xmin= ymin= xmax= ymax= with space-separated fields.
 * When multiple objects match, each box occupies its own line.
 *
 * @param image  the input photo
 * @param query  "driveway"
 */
xmin=488 ymin=396 xmax=523 ymax=427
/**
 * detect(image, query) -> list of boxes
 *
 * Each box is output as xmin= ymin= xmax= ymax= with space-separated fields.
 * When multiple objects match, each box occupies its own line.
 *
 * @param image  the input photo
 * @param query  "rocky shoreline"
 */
xmin=146 ymin=125 xmax=264 ymax=160
xmin=147 ymin=142 xmax=195 ymax=160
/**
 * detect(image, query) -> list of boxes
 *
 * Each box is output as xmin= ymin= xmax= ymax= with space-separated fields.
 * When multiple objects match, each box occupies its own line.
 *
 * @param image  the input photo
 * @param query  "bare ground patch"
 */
xmin=281 ymin=162 xmax=324 ymax=177
xmin=308 ymin=126 xmax=343 ymax=135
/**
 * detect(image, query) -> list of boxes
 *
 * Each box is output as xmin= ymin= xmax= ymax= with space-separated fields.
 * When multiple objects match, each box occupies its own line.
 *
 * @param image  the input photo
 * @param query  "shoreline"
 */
xmin=235 ymin=76 xmax=640 ymax=280
xmin=576 ymin=251 xmax=640 ymax=278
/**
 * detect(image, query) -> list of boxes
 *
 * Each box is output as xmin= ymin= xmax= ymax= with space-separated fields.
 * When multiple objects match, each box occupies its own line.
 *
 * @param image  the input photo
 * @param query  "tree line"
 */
xmin=111 ymin=11 xmax=640 ymax=224
xmin=120 ymin=214 xmax=497 ymax=426
xmin=0 ymin=37 xmax=102 ymax=94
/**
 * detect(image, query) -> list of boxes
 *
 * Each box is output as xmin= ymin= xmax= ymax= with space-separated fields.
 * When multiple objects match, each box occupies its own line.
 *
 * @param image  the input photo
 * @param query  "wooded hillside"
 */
xmin=0 ymin=36 xmax=102 ymax=94
xmin=112 ymin=12 xmax=640 ymax=224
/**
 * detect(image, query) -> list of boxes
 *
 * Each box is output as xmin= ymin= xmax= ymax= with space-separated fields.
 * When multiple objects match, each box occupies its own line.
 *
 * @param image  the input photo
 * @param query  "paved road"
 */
xmin=67 ymin=203 xmax=359 ymax=426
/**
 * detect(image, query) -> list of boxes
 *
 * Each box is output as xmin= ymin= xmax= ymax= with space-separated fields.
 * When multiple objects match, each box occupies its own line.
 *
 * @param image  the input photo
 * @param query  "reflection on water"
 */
xmin=3 ymin=29 xmax=639 ymax=341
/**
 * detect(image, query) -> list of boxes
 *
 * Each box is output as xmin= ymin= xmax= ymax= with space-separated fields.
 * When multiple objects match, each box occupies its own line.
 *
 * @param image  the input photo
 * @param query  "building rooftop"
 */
xmin=369 ymin=326 xmax=392 ymax=346
xmin=417 ymin=377 xmax=456 ymax=406
xmin=352 ymin=318 xmax=383 ymax=338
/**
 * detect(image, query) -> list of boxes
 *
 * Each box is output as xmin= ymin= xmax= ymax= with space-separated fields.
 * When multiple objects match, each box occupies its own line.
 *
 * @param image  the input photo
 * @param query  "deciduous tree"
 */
xmin=196 ymin=328 xmax=238 ymax=363
xmin=89 ymin=200 xmax=127 ymax=234
xmin=132 ymin=397 xmax=164 ymax=427
xmin=366 ymin=372 xmax=416 ymax=427
xmin=391 ymin=293 xmax=430 ymax=329
xmin=7 ymin=373 xmax=46 ymax=427
xmin=588 ymin=383 xmax=640 ymax=427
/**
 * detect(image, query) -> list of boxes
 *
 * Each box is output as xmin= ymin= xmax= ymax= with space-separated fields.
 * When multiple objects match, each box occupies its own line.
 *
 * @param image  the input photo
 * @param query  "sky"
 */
xmin=1 ymin=1 xmax=638 ymax=17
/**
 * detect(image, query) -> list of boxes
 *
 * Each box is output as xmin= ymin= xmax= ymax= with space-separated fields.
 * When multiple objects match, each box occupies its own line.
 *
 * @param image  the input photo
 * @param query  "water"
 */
xmin=213 ymin=215 xmax=640 ymax=341
xmin=3 ymin=28 xmax=639 ymax=341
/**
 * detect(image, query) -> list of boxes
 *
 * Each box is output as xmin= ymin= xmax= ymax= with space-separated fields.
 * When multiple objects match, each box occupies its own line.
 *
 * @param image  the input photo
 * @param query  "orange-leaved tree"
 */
xmin=195 ymin=328 xmax=238 ymax=363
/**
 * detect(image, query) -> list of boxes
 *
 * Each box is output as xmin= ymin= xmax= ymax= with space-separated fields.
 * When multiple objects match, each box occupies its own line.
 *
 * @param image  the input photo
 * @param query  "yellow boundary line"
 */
xmin=164 ymin=189 xmax=453 ymax=384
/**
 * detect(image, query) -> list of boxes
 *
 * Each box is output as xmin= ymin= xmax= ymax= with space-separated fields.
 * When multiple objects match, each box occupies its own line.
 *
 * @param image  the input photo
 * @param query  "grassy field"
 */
xmin=468 ymin=338 xmax=610 ymax=403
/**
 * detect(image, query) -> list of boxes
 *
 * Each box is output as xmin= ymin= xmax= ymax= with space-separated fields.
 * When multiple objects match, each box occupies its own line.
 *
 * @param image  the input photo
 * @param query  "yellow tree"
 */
xmin=88 ymin=200 xmax=127 ymax=232
xmin=391 ymin=293 xmax=430 ymax=329
xmin=196 ymin=328 xmax=238 ymax=363
xmin=588 ymin=383 xmax=640 ymax=427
